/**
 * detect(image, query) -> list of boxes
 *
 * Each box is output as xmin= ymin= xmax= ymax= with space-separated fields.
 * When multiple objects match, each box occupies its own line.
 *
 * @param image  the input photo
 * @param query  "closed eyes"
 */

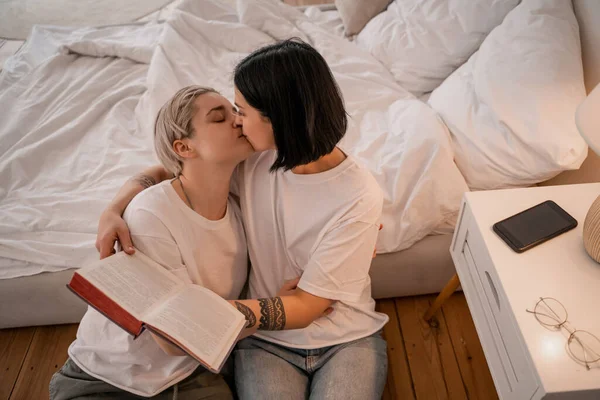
xmin=212 ymin=112 xmax=226 ymax=123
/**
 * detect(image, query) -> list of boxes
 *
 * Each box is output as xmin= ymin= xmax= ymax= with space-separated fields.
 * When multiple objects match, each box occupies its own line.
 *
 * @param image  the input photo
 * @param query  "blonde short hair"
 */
xmin=154 ymin=86 xmax=218 ymax=176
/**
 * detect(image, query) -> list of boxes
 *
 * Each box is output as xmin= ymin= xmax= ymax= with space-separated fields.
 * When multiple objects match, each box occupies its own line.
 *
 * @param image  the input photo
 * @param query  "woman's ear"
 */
xmin=259 ymin=112 xmax=271 ymax=123
xmin=173 ymin=139 xmax=196 ymax=159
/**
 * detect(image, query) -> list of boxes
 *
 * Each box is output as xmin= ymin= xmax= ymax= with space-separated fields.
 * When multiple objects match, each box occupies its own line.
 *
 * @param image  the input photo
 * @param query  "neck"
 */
xmin=176 ymin=163 xmax=235 ymax=221
xmin=291 ymin=147 xmax=346 ymax=175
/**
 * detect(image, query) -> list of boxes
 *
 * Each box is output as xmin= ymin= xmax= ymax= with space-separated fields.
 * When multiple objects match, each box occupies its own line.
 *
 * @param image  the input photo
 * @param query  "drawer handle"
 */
xmin=485 ymin=271 xmax=501 ymax=311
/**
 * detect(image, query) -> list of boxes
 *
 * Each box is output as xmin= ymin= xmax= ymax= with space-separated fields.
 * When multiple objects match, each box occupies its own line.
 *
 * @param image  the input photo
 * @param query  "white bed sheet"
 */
xmin=0 ymin=0 xmax=468 ymax=279
xmin=303 ymin=5 xmax=346 ymax=38
xmin=0 ymin=23 xmax=163 ymax=279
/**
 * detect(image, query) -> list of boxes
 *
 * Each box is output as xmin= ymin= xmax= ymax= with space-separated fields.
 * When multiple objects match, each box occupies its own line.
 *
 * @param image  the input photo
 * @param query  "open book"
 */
xmin=67 ymin=251 xmax=246 ymax=373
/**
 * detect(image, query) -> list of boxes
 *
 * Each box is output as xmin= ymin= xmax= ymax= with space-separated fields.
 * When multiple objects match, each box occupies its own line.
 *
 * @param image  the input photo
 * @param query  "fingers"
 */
xmin=97 ymin=231 xmax=134 ymax=260
xmin=322 ymin=301 xmax=339 ymax=316
xmin=96 ymin=210 xmax=134 ymax=259
xmin=118 ymin=227 xmax=135 ymax=255
xmin=276 ymin=276 xmax=301 ymax=297
xmin=99 ymin=240 xmax=115 ymax=260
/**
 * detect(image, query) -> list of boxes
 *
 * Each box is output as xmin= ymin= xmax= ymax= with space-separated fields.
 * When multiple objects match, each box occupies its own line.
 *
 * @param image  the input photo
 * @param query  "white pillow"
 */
xmin=428 ymin=0 xmax=587 ymax=190
xmin=335 ymin=0 xmax=391 ymax=36
xmin=356 ymin=0 xmax=519 ymax=97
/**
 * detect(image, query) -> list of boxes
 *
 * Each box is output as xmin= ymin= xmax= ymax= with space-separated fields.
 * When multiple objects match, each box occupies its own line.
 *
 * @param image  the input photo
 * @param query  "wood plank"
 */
xmin=396 ymin=295 xmax=467 ymax=400
xmin=0 ymin=327 xmax=36 ymax=400
xmin=442 ymin=293 xmax=498 ymax=400
xmin=9 ymin=324 xmax=78 ymax=400
xmin=376 ymin=299 xmax=415 ymax=400
xmin=381 ymin=382 xmax=393 ymax=400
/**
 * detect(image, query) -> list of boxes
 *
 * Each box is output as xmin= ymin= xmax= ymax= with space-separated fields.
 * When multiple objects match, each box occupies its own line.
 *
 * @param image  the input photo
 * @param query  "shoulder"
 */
xmin=351 ymin=158 xmax=383 ymax=201
xmin=123 ymin=182 xmax=174 ymax=236
xmin=127 ymin=181 xmax=173 ymax=210
xmin=122 ymin=185 xmax=183 ymax=267
xmin=341 ymin=157 xmax=384 ymax=221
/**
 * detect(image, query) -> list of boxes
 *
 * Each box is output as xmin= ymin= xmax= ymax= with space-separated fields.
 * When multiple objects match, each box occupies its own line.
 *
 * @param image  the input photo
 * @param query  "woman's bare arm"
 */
xmin=96 ymin=165 xmax=172 ymax=259
xmin=229 ymin=277 xmax=334 ymax=338
xmin=231 ymin=290 xmax=333 ymax=335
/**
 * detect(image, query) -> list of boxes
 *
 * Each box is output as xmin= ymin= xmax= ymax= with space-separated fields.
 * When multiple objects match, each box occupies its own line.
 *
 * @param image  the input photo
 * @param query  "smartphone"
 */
xmin=493 ymin=200 xmax=577 ymax=253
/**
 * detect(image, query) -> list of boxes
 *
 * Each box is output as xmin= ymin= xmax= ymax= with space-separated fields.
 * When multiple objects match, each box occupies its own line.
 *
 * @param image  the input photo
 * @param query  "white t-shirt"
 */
xmin=235 ymin=151 xmax=389 ymax=349
xmin=69 ymin=181 xmax=247 ymax=397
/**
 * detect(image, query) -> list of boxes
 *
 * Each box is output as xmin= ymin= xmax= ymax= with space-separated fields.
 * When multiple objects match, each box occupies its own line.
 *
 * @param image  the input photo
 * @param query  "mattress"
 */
xmin=0 ymin=234 xmax=454 ymax=329
xmin=0 ymin=268 xmax=87 ymax=329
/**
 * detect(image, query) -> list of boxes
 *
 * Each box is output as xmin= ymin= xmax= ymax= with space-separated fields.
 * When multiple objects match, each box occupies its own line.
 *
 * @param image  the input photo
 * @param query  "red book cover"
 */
xmin=67 ymin=272 xmax=144 ymax=337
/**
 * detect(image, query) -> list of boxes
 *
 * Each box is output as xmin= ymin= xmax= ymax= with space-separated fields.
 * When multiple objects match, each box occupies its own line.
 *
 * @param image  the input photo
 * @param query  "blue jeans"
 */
xmin=234 ymin=331 xmax=387 ymax=400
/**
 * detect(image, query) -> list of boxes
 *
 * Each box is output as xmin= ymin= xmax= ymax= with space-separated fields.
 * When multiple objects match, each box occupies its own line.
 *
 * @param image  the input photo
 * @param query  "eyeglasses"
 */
xmin=526 ymin=297 xmax=600 ymax=370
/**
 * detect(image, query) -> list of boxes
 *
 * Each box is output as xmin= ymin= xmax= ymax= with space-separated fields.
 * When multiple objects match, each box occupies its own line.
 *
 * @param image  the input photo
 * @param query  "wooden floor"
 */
xmin=377 ymin=294 xmax=498 ymax=400
xmin=0 ymin=293 xmax=497 ymax=400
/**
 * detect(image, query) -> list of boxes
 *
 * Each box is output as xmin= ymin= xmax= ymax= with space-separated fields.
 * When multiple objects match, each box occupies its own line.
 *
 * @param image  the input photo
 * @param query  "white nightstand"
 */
xmin=427 ymin=183 xmax=600 ymax=400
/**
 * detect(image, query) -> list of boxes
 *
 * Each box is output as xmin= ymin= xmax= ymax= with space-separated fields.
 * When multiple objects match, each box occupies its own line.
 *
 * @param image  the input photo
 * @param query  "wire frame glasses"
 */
xmin=526 ymin=297 xmax=600 ymax=370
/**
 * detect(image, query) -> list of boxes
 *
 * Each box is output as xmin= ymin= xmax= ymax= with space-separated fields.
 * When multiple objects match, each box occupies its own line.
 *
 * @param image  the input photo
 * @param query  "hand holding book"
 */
xmin=67 ymin=251 xmax=246 ymax=373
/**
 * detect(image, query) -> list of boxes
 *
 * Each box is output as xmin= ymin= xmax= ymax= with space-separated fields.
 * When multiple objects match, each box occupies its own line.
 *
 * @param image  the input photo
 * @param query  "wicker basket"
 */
xmin=583 ymin=194 xmax=600 ymax=263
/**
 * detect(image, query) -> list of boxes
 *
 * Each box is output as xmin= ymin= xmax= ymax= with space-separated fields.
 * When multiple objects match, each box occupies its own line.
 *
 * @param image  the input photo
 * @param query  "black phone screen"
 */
xmin=493 ymin=201 xmax=577 ymax=252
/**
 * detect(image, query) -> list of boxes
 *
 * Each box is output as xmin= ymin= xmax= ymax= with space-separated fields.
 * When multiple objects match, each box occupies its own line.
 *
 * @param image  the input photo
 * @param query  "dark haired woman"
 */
xmin=97 ymin=39 xmax=388 ymax=399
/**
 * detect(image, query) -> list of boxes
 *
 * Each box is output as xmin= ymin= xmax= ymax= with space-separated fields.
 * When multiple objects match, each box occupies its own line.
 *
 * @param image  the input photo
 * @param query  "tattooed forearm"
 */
xmin=235 ymin=301 xmax=256 ymax=328
xmin=258 ymin=297 xmax=286 ymax=331
xmin=133 ymin=174 xmax=156 ymax=189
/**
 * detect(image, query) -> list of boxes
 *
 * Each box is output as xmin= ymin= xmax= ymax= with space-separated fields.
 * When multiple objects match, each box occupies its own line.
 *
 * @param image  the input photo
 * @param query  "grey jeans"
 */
xmin=49 ymin=358 xmax=234 ymax=400
xmin=234 ymin=331 xmax=388 ymax=400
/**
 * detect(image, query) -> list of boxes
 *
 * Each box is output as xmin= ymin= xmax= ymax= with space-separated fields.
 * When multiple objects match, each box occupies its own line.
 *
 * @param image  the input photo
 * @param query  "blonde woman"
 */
xmin=50 ymin=86 xmax=253 ymax=399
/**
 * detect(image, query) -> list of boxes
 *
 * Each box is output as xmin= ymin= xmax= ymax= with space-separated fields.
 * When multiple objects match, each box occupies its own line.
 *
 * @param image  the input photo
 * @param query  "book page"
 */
xmin=144 ymin=285 xmax=245 ymax=367
xmin=78 ymin=252 xmax=183 ymax=319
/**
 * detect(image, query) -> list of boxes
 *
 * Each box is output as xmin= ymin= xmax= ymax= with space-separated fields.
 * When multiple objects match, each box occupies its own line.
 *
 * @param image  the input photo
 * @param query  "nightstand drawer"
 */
xmin=452 ymin=204 xmax=538 ymax=399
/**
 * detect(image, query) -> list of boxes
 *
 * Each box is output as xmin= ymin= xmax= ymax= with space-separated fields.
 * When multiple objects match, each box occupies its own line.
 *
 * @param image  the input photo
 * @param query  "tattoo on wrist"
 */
xmin=258 ymin=297 xmax=286 ymax=331
xmin=234 ymin=301 xmax=256 ymax=328
xmin=133 ymin=174 xmax=156 ymax=189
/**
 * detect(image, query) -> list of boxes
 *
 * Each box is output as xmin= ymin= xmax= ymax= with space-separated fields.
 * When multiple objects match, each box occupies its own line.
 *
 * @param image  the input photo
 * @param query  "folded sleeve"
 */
xmin=297 ymin=219 xmax=380 ymax=303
